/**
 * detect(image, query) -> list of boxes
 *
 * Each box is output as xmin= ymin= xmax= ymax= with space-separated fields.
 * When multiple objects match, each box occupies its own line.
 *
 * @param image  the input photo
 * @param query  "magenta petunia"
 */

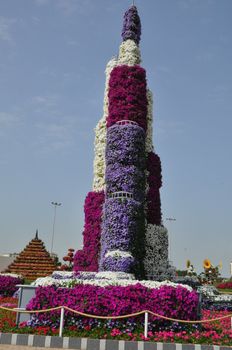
xmin=107 ymin=65 xmax=148 ymax=131
xmin=73 ymin=191 xmax=105 ymax=272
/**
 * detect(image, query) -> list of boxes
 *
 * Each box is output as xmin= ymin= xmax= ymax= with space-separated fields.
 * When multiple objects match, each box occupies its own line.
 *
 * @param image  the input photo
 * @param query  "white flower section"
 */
xmin=95 ymin=271 xmax=134 ymax=280
xmin=31 ymin=277 xmax=57 ymax=287
xmin=103 ymin=57 xmax=118 ymax=118
xmin=144 ymin=224 xmax=172 ymax=280
xmin=145 ymin=224 xmax=168 ymax=247
xmin=93 ymin=117 xmax=107 ymax=191
xmin=52 ymin=271 xmax=74 ymax=279
xmin=0 ymin=272 xmax=23 ymax=279
xmin=33 ymin=275 xmax=192 ymax=291
xmin=198 ymin=285 xmax=232 ymax=302
xmin=105 ymin=250 xmax=133 ymax=259
xmin=146 ymin=89 xmax=154 ymax=153
xmin=93 ymin=58 xmax=117 ymax=191
xmin=118 ymin=39 xmax=141 ymax=66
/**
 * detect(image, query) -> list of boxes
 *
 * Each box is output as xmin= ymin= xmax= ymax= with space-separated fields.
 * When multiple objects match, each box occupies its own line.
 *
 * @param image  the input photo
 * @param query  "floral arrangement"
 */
xmin=0 ymin=274 xmax=23 ymax=297
xmin=73 ymin=191 xmax=104 ymax=272
xmin=74 ymin=4 xmax=171 ymax=280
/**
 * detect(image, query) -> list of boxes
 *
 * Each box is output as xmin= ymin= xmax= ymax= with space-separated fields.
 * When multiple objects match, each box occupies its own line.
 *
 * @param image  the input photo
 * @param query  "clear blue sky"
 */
xmin=0 ymin=0 xmax=231 ymax=276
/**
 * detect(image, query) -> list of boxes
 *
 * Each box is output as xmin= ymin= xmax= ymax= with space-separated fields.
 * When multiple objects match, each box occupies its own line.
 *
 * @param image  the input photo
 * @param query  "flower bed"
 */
xmin=26 ymin=284 xmax=198 ymax=329
xmin=0 ymin=274 xmax=23 ymax=297
xmin=0 ymin=297 xmax=17 ymax=331
xmin=217 ymin=282 xmax=232 ymax=290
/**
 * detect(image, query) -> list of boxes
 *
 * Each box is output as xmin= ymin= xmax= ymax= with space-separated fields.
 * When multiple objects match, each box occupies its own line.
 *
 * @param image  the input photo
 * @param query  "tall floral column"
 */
xmin=74 ymin=5 xmax=172 ymax=281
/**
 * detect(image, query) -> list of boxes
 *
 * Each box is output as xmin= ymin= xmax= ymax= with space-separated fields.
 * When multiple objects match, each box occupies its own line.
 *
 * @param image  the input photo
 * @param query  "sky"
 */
xmin=0 ymin=0 xmax=231 ymax=277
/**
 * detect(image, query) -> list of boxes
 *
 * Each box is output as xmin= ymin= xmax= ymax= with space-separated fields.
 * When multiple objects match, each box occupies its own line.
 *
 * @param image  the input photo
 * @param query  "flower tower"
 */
xmin=74 ymin=5 xmax=172 ymax=281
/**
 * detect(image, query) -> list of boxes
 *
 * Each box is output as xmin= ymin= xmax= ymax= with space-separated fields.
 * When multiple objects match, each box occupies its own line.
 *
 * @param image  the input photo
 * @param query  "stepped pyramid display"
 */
xmin=74 ymin=5 xmax=174 ymax=281
xmin=5 ymin=231 xmax=57 ymax=281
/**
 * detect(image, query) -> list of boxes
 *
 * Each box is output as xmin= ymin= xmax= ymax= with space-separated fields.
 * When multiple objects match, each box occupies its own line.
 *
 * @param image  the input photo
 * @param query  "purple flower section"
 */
xmin=147 ymin=152 xmax=162 ymax=189
xmin=107 ymin=65 xmax=147 ymax=131
xmin=102 ymin=255 xmax=135 ymax=273
xmin=106 ymin=124 xmax=145 ymax=168
xmin=99 ymin=198 xmax=141 ymax=271
xmin=26 ymin=284 xmax=199 ymax=327
xmin=106 ymin=164 xmax=144 ymax=201
xmin=0 ymin=275 xmax=23 ymax=297
xmin=121 ymin=5 xmax=141 ymax=45
xmin=73 ymin=191 xmax=105 ymax=272
xmin=147 ymin=188 xmax=162 ymax=225
xmin=146 ymin=152 xmax=162 ymax=225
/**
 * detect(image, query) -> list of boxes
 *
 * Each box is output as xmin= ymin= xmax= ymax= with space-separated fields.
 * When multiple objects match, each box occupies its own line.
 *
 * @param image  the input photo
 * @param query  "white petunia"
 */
xmin=118 ymin=39 xmax=141 ymax=66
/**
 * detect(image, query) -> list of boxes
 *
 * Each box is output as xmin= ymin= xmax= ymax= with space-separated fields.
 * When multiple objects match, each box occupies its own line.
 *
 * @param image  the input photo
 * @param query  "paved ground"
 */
xmin=0 ymin=346 xmax=79 ymax=350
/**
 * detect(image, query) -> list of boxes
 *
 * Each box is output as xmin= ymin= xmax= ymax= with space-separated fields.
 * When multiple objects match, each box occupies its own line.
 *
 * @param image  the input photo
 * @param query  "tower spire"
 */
xmin=122 ymin=4 xmax=141 ymax=45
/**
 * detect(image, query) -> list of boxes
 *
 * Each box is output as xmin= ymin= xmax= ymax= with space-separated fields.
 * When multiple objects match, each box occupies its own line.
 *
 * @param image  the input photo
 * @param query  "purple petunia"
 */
xmin=146 ymin=152 xmax=163 ymax=225
xmin=121 ymin=5 xmax=141 ymax=45
xmin=106 ymin=124 xmax=145 ymax=168
xmin=99 ymin=198 xmax=142 ymax=272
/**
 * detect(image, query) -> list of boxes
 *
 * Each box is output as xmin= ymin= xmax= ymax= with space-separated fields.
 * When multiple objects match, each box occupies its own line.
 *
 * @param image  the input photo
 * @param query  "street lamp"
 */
xmin=166 ymin=217 xmax=176 ymax=264
xmin=51 ymin=202 xmax=62 ymax=255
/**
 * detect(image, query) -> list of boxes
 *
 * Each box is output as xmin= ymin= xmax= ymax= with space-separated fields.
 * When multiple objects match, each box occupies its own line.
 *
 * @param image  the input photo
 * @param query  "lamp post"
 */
xmin=51 ymin=202 xmax=62 ymax=255
xmin=166 ymin=217 xmax=176 ymax=264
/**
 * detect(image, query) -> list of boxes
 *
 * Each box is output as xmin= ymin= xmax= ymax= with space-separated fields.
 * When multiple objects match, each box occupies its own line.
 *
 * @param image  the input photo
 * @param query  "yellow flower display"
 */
xmin=203 ymin=258 xmax=211 ymax=270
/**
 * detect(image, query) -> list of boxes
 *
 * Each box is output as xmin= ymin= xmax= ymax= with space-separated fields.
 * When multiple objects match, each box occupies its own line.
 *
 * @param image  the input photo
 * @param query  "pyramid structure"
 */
xmin=5 ymin=231 xmax=57 ymax=281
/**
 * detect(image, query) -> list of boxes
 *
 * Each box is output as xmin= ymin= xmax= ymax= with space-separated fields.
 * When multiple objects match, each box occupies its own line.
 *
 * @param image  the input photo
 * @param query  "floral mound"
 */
xmin=26 ymin=283 xmax=198 ymax=328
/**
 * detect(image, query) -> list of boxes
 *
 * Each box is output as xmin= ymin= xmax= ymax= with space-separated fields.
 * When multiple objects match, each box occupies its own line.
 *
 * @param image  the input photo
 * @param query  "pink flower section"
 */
xmin=27 ymin=284 xmax=198 ymax=323
xmin=146 ymin=152 xmax=162 ymax=225
xmin=107 ymin=65 xmax=148 ymax=131
xmin=73 ymin=191 xmax=105 ymax=272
